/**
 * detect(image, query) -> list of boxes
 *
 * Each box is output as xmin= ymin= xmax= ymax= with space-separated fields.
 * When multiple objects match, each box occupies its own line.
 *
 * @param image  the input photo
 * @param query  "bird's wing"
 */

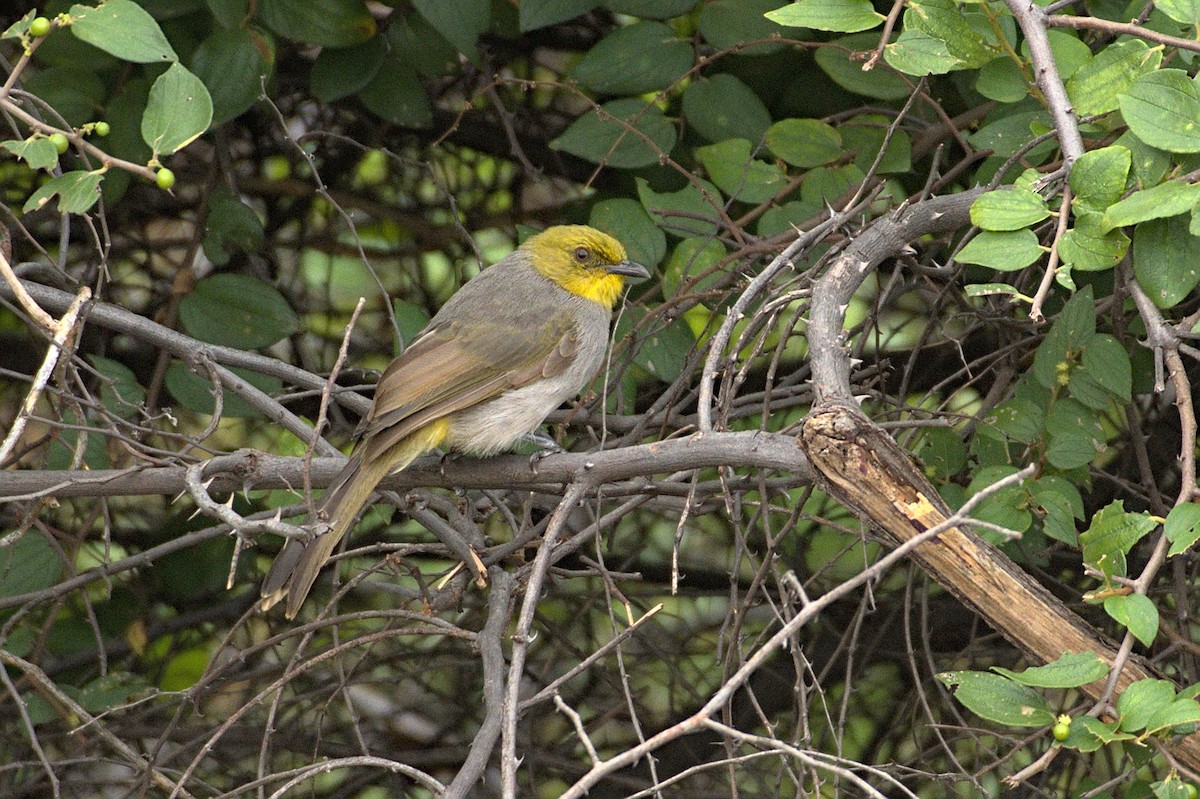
xmin=355 ymin=308 xmax=579 ymax=458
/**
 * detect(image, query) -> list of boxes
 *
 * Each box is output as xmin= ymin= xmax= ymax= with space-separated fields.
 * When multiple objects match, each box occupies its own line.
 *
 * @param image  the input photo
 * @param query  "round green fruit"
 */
xmin=30 ymin=17 xmax=51 ymax=37
xmin=1051 ymin=721 xmax=1070 ymax=741
xmin=49 ymin=133 xmax=69 ymax=153
xmin=93 ymin=121 xmax=110 ymax=137
xmin=155 ymin=168 xmax=176 ymax=190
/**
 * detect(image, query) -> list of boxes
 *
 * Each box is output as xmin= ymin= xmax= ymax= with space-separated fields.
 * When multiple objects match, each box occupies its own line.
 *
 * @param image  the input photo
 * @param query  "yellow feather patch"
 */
xmin=555 ymin=270 xmax=626 ymax=308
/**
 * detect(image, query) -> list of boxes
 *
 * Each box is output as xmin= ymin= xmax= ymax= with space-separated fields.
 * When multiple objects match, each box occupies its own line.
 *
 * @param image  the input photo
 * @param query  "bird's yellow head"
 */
xmin=522 ymin=225 xmax=650 ymax=309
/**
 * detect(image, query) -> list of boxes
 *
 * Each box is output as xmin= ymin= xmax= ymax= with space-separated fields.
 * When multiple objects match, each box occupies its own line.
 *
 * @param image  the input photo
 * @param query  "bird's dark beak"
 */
xmin=606 ymin=260 xmax=651 ymax=281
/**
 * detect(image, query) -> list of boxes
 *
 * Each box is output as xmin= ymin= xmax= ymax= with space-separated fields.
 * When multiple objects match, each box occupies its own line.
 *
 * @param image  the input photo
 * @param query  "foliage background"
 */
xmin=2 ymin=0 xmax=1200 ymax=797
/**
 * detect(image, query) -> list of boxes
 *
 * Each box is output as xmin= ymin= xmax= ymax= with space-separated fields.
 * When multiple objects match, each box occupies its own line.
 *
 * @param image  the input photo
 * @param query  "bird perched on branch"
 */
xmin=260 ymin=225 xmax=648 ymax=618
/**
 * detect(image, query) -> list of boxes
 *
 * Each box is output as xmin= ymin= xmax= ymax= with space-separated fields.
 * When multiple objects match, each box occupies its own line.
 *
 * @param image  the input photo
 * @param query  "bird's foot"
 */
xmin=523 ymin=430 xmax=564 ymax=475
xmin=438 ymin=449 xmax=460 ymax=477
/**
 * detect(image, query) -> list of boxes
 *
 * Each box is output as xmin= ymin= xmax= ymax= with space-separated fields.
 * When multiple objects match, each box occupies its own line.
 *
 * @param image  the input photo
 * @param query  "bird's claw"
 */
xmin=523 ymin=430 xmax=564 ymax=475
xmin=438 ymin=450 xmax=460 ymax=477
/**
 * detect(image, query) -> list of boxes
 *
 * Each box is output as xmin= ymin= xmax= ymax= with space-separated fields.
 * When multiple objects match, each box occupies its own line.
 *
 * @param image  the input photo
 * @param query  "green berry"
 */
xmin=49 ymin=133 xmax=69 ymax=154
xmin=155 ymin=168 xmax=176 ymax=190
xmin=29 ymin=17 xmax=51 ymax=37
xmin=1186 ymin=784 xmax=1198 ymax=799
xmin=1051 ymin=720 xmax=1070 ymax=741
xmin=93 ymin=121 xmax=110 ymax=137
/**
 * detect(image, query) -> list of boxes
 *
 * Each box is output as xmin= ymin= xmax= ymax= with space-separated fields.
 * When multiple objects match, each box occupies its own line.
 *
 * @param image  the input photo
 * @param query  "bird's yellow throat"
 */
xmin=555 ymin=270 xmax=628 ymax=308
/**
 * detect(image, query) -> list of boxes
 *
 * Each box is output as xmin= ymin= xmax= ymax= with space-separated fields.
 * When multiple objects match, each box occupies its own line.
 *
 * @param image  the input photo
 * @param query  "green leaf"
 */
xmin=970 ymin=188 xmax=1049 ymax=232
xmin=552 ymin=99 xmax=677 ymax=170
xmin=310 ymin=35 xmax=386 ymax=102
xmin=987 ymin=397 xmax=1043 ymax=444
xmin=1156 ymin=0 xmax=1200 ymax=25
xmin=22 ymin=170 xmax=103 ymax=214
xmin=589 ymin=198 xmax=667 ymax=268
xmin=975 ymin=56 xmax=1029 ymax=103
xmin=1030 ymin=476 xmax=1084 ymax=545
xmin=142 ymin=63 xmax=214 ymax=156
xmin=1046 ymin=397 xmax=1105 ymax=469
xmin=662 ymin=236 xmax=728 ymax=300
xmin=914 ymin=427 xmax=967 ymax=478
xmin=1117 ymin=679 xmax=1176 ymax=732
xmin=885 ymin=28 xmax=961 ymax=77
xmin=2 ymin=10 xmax=36 ymax=40
xmin=1066 ymin=39 xmax=1160 ymax=118
xmin=1036 ymin=31 xmax=1093 ymax=83
xmin=636 ymin=177 xmax=723 ymax=237
xmin=164 ymin=361 xmax=282 ymax=418
xmin=1032 ymin=286 xmax=1095 ymax=389
xmin=605 ymin=0 xmax=700 ymax=18
xmin=801 ymin=164 xmax=864 ymax=207
xmin=1145 ymin=698 xmax=1200 ymax=737
xmin=766 ymin=0 xmax=883 ymax=33
xmin=0 ymin=532 xmax=63 ymax=600
xmin=519 ymin=0 xmax=601 ymax=31
xmin=1117 ymin=130 xmax=1173 ymax=188
xmin=191 ymin=27 xmax=274 ymax=125
xmin=23 ymin=67 xmax=106 ymax=128
xmin=413 ymin=0 xmax=489 ymax=61
xmin=2 ymin=137 xmax=60 ymax=171
xmin=75 ymin=673 xmax=153 ymax=714
xmin=617 ymin=310 xmax=696 ymax=383
xmin=256 ymin=0 xmax=376 ymax=46
xmin=766 ymin=118 xmax=842 ymax=167
xmin=1103 ymin=180 xmax=1200 ymax=232
xmin=159 ymin=645 xmax=213 ymax=691
xmin=970 ymin=109 xmax=1055 ymax=160
xmin=1133 ymin=214 xmax=1200 ymax=309
xmin=1069 ymin=145 xmax=1131 ymax=214
xmin=357 ymin=58 xmax=432 ymax=127
xmin=1068 ymin=359 xmax=1111 ymax=412
xmin=682 ymin=74 xmax=772 ymax=144
xmin=993 ymin=652 xmax=1108 ymax=688
xmin=937 ymin=671 xmax=1055 ymax=728
xmin=178 ymin=273 xmax=299 ymax=349
xmin=1080 ymin=334 xmax=1131 ymax=402
xmin=1119 ymin=70 xmax=1200 ymax=154
xmin=1065 ymin=715 xmax=1133 ymax=751
xmin=758 ymin=199 xmax=824 ymax=237
xmin=202 ymin=189 xmax=265 ymax=266
xmin=387 ymin=13 xmax=459 ymax=77
xmin=70 ymin=0 xmax=177 ymax=63
xmin=208 ymin=0 xmax=249 ymax=29
xmin=698 ymin=0 xmax=791 ymax=55
xmin=696 ymin=139 xmax=787 ymax=204
xmin=1165 ymin=503 xmax=1200 ymax=557
xmin=573 ymin=21 xmax=693 ymax=95
xmin=1046 ymin=429 xmax=1099 ymax=467
xmin=817 ymin=32 xmax=912 ymax=99
xmin=392 ymin=298 xmax=431 ymax=345
xmin=841 ymin=117 xmax=910 ymax=174
xmin=88 ymin=355 xmax=145 ymax=419
xmin=1080 ymin=501 xmax=1157 ymax=574
xmin=1058 ymin=211 xmax=1129 ymax=272
xmin=956 ymin=229 xmax=1043 ymax=270
xmin=965 ymin=465 xmax=1032 ymax=534
xmin=903 ymin=0 xmax=996 ymax=67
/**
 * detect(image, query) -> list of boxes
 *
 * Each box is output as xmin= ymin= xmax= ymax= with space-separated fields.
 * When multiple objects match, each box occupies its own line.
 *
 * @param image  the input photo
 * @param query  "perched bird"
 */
xmin=260 ymin=225 xmax=648 ymax=618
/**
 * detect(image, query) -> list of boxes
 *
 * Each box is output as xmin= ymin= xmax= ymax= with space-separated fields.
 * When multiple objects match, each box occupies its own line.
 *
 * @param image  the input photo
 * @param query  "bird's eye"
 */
xmin=573 ymin=246 xmax=590 ymax=263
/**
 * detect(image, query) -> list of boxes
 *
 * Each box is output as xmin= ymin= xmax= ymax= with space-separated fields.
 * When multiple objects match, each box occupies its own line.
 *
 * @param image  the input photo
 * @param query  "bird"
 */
xmin=260 ymin=225 xmax=649 ymax=618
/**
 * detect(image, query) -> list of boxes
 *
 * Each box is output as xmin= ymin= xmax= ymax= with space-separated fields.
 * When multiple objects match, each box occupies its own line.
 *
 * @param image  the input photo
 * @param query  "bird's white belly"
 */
xmin=444 ymin=376 xmax=584 ymax=456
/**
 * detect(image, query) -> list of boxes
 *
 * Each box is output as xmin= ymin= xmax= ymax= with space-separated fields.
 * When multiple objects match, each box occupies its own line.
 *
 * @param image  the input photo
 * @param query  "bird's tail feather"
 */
xmin=259 ymin=424 xmax=445 ymax=618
